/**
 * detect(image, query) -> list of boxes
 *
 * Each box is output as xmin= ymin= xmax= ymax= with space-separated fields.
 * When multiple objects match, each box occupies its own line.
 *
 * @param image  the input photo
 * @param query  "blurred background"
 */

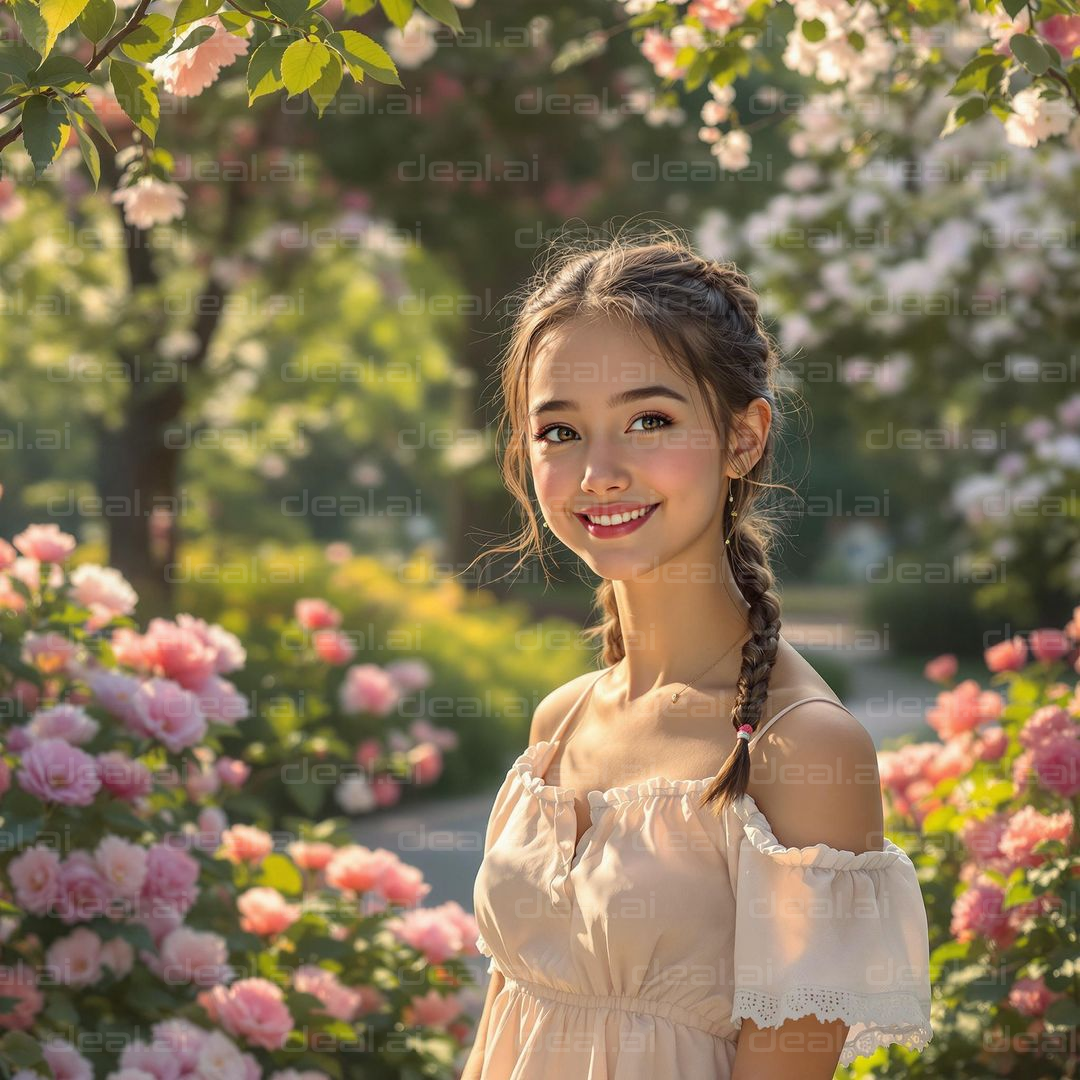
xmin=1 ymin=0 xmax=1078 ymax=1073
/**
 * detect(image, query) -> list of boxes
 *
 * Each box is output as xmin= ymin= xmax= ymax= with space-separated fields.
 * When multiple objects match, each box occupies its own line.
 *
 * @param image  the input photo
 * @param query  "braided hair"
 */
xmin=471 ymin=223 xmax=787 ymax=817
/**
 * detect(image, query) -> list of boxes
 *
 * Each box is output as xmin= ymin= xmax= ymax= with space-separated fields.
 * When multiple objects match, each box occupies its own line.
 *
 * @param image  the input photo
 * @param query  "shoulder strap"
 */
xmin=547 ymin=667 xmax=612 ymax=747
xmin=749 ymin=695 xmax=854 ymax=749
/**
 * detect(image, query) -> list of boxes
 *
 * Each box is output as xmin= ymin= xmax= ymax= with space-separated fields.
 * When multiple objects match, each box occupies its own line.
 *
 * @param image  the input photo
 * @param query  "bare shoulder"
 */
xmin=748 ymin=688 xmax=884 ymax=856
xmin=528 ymin=668 xmax=608 ymax=746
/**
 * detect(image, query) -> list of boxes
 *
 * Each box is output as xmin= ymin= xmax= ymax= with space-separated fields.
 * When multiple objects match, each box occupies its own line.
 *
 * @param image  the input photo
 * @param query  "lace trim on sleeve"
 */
xmin=731 ymin=985 xmax=933 ymax=1066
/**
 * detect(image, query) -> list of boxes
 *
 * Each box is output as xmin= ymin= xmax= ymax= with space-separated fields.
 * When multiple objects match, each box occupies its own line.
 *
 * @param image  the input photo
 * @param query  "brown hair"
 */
xmin=470 ymin=224 xmax=788 ymax=816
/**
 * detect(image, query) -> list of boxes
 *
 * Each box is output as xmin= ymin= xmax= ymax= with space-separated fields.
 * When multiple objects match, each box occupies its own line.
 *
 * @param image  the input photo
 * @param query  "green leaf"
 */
xmin=416 ymin=0 xmax=460 ymax=33
xmin=21 ymin=94 xmax=70 ymax=178
xmin=65 ymin=92 xmax=117 ymax=148
xmin=119 ymin=13 xmax=174 ymax=62
xmin=40 ymin=0 xmax=92 ymax=56
xmin=11 ymin=0 xmax=50 ymax=59
xmin=307 ymin=45 xmax=341 ymax=116
xmin=801 ymin=17 xmax=826 ymax=42
xmin=30 ymin=56 xmax=92 ymax=91
xmin=171 ymin=23 xmax=217 ymax=53
xmin=286 ymin=776 xmax=325 ymax=817
xmin=246 ymin=37 xmax=288 ymax=104
xmin=343 ymin=0 xmax=377 ymax=13
xmin=254 ymin=852 xmax=304 ymax=894
xmin=1009 ymin=33 xmax=1051 ymax=75
xmin=265 ymin=0 xmax=310 ymax=23
xmin=281 ymin=38 xmax=330 ymax=95
xmin=949 ymin=52 xmax=1005 ymax=96
xmin=1002 ymin=0 xmax=1027 ymax=16
xmin=0 ymin=43 xmax=43 ymax=82
xmin=327 ymin=29 xmax=400 ymax=85
xmin=379 ymin=0 xmax=412 ymax=30
xmin=941 ymin=95 xmax=987 ymax=136
xmin=173 ymin=0 xmax=223 ymax=27
xmin=77 ymin=0 xmax=116 ymax=42
xmin=66 ymin=102 xmax=101 ymax=189
xmin=1045 ymin=998 xmax=1080 ymax=1026
xmin=0 ymin=1032 xmax=45 ymax=1067
xmin=920 ymin=805 xmax=957 ymax=833
xmin=109 ymin=57 xmax=159 ymax=139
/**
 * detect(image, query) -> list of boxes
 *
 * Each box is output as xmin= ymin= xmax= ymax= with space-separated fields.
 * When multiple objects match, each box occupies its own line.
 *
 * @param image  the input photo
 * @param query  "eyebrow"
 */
xmin=528 ymin=384 xmax=690 ymax=418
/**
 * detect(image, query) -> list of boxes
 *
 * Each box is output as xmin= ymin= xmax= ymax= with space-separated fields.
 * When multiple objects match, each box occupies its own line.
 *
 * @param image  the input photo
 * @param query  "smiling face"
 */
xmin=527 ymin=316 xmax=734 ymax=581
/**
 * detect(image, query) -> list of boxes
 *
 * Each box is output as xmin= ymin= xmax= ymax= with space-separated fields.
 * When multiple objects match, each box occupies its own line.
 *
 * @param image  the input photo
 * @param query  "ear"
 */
xmin=726 ymin=397 xmax=772 ymax=477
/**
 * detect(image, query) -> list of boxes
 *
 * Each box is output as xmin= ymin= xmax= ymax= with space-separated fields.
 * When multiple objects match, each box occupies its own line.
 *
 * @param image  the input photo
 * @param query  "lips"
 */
xmin=574 ymin=502 xmax=660 ymax=537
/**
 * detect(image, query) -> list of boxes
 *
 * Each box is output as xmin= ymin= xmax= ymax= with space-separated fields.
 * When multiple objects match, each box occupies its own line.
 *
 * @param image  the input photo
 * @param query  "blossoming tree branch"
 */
xmin=0 ymin=0 xmax=463 ymax=196
xmin=608 ymin=0 xmax=1080 ymax=169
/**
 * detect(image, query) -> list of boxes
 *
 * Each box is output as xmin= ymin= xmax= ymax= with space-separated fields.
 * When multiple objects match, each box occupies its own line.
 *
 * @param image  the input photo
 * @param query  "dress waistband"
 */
xmin=500 ymin=972 xmax=740 ymax=1042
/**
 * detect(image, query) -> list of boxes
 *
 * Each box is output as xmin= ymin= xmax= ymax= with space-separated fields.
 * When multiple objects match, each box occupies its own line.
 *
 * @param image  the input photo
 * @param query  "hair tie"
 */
xmin=736 ymin=724 xmax=753 ymax=742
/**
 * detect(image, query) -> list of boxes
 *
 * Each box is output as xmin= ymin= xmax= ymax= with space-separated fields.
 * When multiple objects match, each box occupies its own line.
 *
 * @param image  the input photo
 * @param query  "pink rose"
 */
xmin=1029 ymin=628 xmax=1072 ymax=663
xmin=158 ymin=927 xmax=230 ymax=987
xmin=1037 ymin=14 xmax=1080 ymax=59
xmin=950 ymin=878 xmax=1014 ymax=948
xmin=385 ymin=659 xmax=433 ymax=693
xmin=376 ymin=858 xmax=431 ymax=906
xmin=27 ymin=703 xmax=100 ymax=745
xmin=386 ymin=905 xmax=467 ymax=963
xmin=1030 ymin=736 xmax=1080 ymax=797
xmin=100 ymin=937 xmax=135 ymax=977
xmin=999 ymin=805 xmax=1074 ymax=870
xmin=1020 ymin=705 xmax=1074 ymax=748
xmin=237 ymin=888 xmax=301 ymax=936
xmin=83 ymin=669 xmax=146 ymax=730
xmin=406 ymin=741 xmax=443 ymax=785
xmin=923 ymin=653 xmax=958 ymax=684
xmin=215 ymin=757 xmax=250 ymax=788
xmin=371 ymin=773 xmax=403 ymax=808
xmin=926 ymin=681 xmax=1001 ymax=741
xmin=355 ymin=738 xmax=381 ymax=769
xmin=324 ymin=845 xmax=387 ymax=894
xmin=985 ymin=636 xmax=1028 ymax=673
xmin=43 ymin=927 xmax=103 ymax=987
xmin=0 ymin=757 xmax=9 ymax=798
xmin=292 ymin=965 xmax=362 ymax=1022
xmin=192 ymin=675 xmax=249 ymax=727
xmin=12 ymin=523 xmax=77 ymax=563
xmin=201 ymin=978 xmax=294 ymax=1050
xmin=148 ymin=16 xmax=249 ymax=98
xmin=97 ymin=752 xmax=154 ymax=801
xmin=0 ymin=963 xmax=45 ymax=1028
xmin=55 ymin=852 xmax=114 ymax=924
xmin=117 ymin=1037 xmax=182 ymax=1080
xmin=220 ymin=824 xmax=273 ymax=866
xmin=131 ymin=678 xmax=207 ymax=752
xmin=286 ymin=841 xmax=335 ymax=872
xmin=338 ymin=664 xmax=401 ymax=716
xmin=401 ymin=988 xmax=463 ymax=1030
xmin=973 ymin=726 xmax=1008 ymax=761
xmin=8 ymin=844 xmax=62 ymax=914
xmin=94 ymin=835 xmax=149 ymax=900
xmin=22 ymin=631 xmax=79 ymax=676
xmin=17 ymin=738 xmax=101 ymax=806
xmin=294 ymin=599 xmax=342 ymax=630
xmin=141 ymin=843 xmax=200 ymax=917
xmin=1009 ymin=975 xmax=1064 ymax=1018
xmin=139 ymin=620 xmax=217 ymax=689
xmin=42 ymin=1038 xmax=93 ymax=1080
xmin=312 ymin=630 xmax=356 ymax=665
xmin=150 ymin=1019 xmax=208 ymax=1071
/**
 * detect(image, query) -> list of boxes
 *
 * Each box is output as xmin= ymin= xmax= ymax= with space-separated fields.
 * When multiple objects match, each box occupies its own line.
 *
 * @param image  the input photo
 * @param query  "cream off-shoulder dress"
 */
xmin=471 ymin=667 xmax=933 ymax=1078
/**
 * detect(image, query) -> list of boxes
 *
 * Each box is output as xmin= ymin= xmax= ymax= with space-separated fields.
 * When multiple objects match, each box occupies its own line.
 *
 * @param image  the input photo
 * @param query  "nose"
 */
xmin=580 ymin=451 xmax=630 ymax=498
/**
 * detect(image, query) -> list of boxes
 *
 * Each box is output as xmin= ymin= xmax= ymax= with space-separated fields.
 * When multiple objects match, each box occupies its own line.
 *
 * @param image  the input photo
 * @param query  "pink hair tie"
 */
xmin=736 ymin=724 xmax=753 ymax=743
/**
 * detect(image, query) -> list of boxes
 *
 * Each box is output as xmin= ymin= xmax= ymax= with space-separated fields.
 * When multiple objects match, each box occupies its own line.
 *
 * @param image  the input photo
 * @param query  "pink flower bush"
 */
xmin=0 ymin=510 xmax=476 ymax=1072
xmin=338 ymin=662 xmax=401 ymax=716
xmin=923 ymin=653 xmax=958 ymax=684
xmin=884 ymin=611 xmax=1080 ymax=1060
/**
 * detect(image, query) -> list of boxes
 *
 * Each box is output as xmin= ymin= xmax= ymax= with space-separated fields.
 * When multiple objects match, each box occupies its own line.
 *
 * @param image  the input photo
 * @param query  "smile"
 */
xmin=574 ymin=503 xmax=660 ymax=537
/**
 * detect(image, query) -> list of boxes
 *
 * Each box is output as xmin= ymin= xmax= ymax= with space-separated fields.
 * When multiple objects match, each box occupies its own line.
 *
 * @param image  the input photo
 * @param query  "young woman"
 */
xmin=463 ymin=233 xmax=932 ymax=1079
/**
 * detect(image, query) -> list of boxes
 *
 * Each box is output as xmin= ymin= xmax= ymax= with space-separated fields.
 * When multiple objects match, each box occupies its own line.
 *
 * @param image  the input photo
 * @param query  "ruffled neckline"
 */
xmin=511 ymin=739 xmax=718 ymax=809
xmin=511 ymin=739 xmax=909 ymax=871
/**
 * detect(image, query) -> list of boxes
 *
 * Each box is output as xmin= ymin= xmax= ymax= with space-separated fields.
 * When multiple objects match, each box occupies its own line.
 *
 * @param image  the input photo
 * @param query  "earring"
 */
xmin=724 ymin=483 xmax=738 ymax=547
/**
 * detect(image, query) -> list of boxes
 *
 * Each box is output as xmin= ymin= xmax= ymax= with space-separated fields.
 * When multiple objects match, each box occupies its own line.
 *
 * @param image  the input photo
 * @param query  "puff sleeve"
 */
xmin=729 ymin=799 xmax=933 ymax=1066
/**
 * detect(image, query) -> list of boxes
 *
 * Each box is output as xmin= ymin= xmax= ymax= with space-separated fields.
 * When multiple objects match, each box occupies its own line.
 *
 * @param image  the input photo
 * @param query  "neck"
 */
xmin=607 ymin=549 xmax=751 ymax=704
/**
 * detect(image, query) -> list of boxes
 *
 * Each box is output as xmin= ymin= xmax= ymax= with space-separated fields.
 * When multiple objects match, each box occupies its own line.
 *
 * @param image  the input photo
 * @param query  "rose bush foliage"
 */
xmin=0 ymin=510 xmax=485 ymax=1080
xmin=843 ymin=615 xmax=1080 ymax=1077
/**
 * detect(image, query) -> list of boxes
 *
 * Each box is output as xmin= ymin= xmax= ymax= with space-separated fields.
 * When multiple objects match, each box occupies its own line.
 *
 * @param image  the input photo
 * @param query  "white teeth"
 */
xmin=584 ymin=505 xmax=655 ymax=526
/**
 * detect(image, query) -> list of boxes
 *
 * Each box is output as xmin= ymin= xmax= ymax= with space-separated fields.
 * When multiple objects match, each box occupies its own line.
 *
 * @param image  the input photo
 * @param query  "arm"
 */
xmin=459 ymin=966 xmax=505 ymax=1080
xmin=733 ymin=701 xmax=885 ymax=1080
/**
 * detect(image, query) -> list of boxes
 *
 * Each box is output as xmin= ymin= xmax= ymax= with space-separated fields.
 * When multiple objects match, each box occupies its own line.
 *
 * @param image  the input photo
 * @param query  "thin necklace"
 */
xmin=668 ymin=630 xmax=749 ymax=703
